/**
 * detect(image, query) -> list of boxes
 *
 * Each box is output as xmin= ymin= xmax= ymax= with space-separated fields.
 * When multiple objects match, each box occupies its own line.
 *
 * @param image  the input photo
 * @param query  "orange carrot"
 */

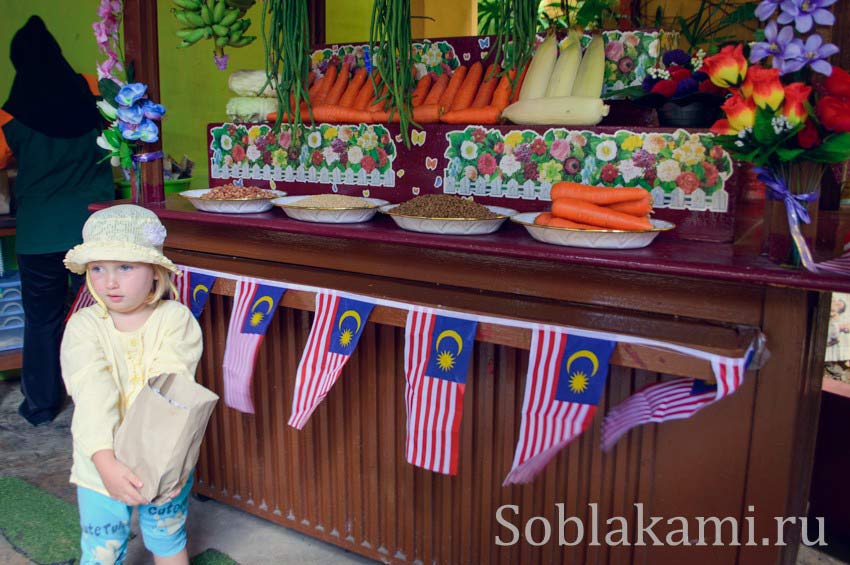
xmin=311 ymin=104 xmax=374 ymax=124
xmin=308 ymin=76 xmax=325 ymax=101
xmin=606 ymin=199 xmax=652 ymax=216
xmin=339 ymin=67 xmax=368 ymax=108
xmin=368 ymin=83 xmax=390 ymax=112
xmin=353 ymin=72 xmax=380 ymax=110
xmin=438 ymin=66 xmax=467 ymax=111
xmin=440 ymin=105 xmax=501 ymax=124
xmin=370 ymin=109 xmax=399 ymax=123
xmin=490 ymin=70 xmax=515 ymax=111
xmin=451 ymin=61 xmax=483 ymax=111
xmin=548 ymin=217 xmax=599 ymax=230
xmin=423 ymin=74 xmax=449 ymax=105
xmin=534 ymin=212 xmax=552 ymax=225
xmin=307 ymin=71 xmax=315 ymax=86
xmin=550 ymin=182 xmax=650 ymax=205
xmin=472 ymin=64 xmax=500 ymax=108
xmin=411 ymin=75 xmax=433 ymax=107
xmin=313 ymin=64 xmax=338 ymax=105
xmin=551 ymin=198 xmax=653 ymax=230
xmin=324 ymin=63 xmax=350 ymax=105
xmin=413 ymin=104 xmax=441 ymax=123
xmin=510 ymin=62 xmax=529 ymax=104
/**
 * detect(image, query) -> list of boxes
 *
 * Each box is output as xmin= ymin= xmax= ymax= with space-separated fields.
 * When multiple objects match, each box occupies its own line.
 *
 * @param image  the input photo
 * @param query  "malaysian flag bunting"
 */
xmin=65 ymin=284 xmax=96 ymax=322
xmin=288 ymin=291 xmax=375 ymax=429
xmin=503 ymin=326 xmax=616 ymax=486
xmin=404 ymin=307 xmax=478 ymax=475
xmin=173 ymin=268 xmax=217 ymax=319
xmin=222 ymin=278 xmax=286 ymax=413
xmin=600 ymin=350 xmax=752 ymax=451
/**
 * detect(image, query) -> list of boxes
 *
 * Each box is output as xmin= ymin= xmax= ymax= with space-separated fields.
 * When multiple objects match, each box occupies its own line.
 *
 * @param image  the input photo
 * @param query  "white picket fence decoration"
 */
xmin=210 ymin=162 xmax=396 ymax=188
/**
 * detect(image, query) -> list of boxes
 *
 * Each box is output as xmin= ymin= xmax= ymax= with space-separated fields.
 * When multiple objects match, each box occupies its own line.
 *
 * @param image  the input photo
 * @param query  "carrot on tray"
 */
xmin=413 ymin=104 xmax=441 ymax=123
xmin=423 ymin=74 xmax=449 ymax=105
xmin=548 ymin=217 xmax=600 ymax=230
xmin=490 ymin=70 xmax=515 ymax=111
xmin=311 ymin=105 xmax=374 ymax=124
xmin=339 ymin=67 xmax=368 ymax=107
xmin=313 ymin=64 xmax=338 ymax=105
xmin=534 ymin=212 xmax=552 ymax=225
xmin=606 ymin=198 xmax=652 ymax=216
xmin=438 ymin=65 xmax=467 ymax=111
xmin=551 ymin=198 xmax=653 ymax=231
xmin=450 ymin=61 xmax=483 ymax=111
xmin=308 ymin=76 xmax=325 ymax=100
xmin=550 ymin=182 xmax=649 ymax=205
xmin=324 ymin=63 xmax=351 ymax=106
xmin=353 ymin=72 xmax=380 ymax=110
xmin=510 ymin=62 xmax=530 ymax=104
xmin=471 ymin=64 xmax=500 ymax=108
xmin=440 ymin=105 xmax=501 ymax=124
xmin=411 ymin=75 xmax=433 ymax=107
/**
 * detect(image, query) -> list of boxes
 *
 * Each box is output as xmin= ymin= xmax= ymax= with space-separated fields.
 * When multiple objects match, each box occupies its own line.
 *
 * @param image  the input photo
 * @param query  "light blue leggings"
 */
xmin=76 ymin=473 xmax=193 ymax=564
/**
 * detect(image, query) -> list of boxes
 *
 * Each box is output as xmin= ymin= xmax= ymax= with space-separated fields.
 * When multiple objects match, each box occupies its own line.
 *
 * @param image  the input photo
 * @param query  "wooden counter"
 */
xmin=113 ymin=198 xmax=835 ymax=564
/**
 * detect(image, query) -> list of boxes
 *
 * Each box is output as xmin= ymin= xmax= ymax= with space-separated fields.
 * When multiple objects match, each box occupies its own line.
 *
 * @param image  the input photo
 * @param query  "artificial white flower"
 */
xmin=143 ymin=222 xmax=167 ymax=246
xmin=499 ymin=154 xmax=521 ymax=176
xmin=595 ymin=140 xmax=619 ymax=162
xmin=246 ymin=144 xmax=262 ymax=162
xmin=348 ymin=146 xmax=364 ymax=165
xmin=220 ymin=135 xmax=233 ymax=150
xmin=307 ymin=131 xmax=323 ymax=148
xmin=323 ymin=146 xmax=339 ymax=165
xmin=656 ymin=159 xmax=682 ymax=182
xmin=358 ymin=128 xmax=379 ymax=150
xmin=617 ymin=159 xmax=644 ymax=183
xmin=461 ymin=141 xmax=479 ymax=161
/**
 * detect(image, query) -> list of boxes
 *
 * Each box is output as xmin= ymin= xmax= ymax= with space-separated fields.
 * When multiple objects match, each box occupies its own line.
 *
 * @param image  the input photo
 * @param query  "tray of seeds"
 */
xmin=180 ymin=184 xmax=286 ymax=214
xmin=272 ymin=194 xmax=390 ymax=223
xmin=379 ymin=195 xmax=517 ymax=236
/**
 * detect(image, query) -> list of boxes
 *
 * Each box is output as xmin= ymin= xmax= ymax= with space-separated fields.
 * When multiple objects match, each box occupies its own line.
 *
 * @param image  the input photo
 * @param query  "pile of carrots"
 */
xmin=267 ymin=61 xmax=529 ymax=125
xmin=535 ymin=182 xmax=653 ymax=231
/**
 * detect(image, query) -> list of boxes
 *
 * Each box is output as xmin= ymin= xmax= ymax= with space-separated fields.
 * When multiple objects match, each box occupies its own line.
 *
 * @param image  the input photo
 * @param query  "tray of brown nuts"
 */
xmin=379 ymin=195 xmax=516 ymax=235
xmin=180 ymin=183 xmax=287 ymax=214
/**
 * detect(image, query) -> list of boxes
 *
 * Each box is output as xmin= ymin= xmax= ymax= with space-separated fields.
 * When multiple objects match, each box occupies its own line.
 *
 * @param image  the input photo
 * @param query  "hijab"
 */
xmin=3 ymin=15 xmax=102 ymax=138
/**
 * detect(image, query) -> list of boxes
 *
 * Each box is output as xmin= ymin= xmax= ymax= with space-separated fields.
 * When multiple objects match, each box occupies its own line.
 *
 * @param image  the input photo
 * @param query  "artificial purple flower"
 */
xmin=796 ymin=33 xmax=840 ymax=75
xmin=749 ymin=21 xmax=799 ymax=64
xmin=755 ymin=0 xmax=783 ymax=20
xmin=673 ymin=77 xmax=699 ymax=98
xmin=115 ymin=83 xmax=147 ymax=107
xmin=137 ymin=119 xmax=160 ymax=143
xmin=117 ymin=104 xmax=144 ymax=125
xmin=662 ymin=49 xmax=691 ymax=68
xmin=92 ymin=21 xmax=108 ymax=44
xmin=778 ymin=0 xmax=837 ymax=34
xmin=641 ymin=75 xmax=660 ymax=93
xmin=140 ymin=100 xmax=166 ymax=120
xmin=118 ymin=120 xmax=141 ymax=140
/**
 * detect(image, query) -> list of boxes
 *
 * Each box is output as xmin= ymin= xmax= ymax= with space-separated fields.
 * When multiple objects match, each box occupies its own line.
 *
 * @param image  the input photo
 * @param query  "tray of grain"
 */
xmin=272 ymin=194 xmax=389 ymax=223
xmin=180 ymin=184 xmax=286 ymax=214
xmin=379 ymin=195 xmax=516 ymax=236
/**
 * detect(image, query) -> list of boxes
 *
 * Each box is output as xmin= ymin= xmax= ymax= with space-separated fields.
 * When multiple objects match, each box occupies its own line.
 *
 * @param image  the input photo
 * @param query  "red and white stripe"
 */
xmin=601 ymin=355 xmax=748 ymax=451
xmin=172 ymin=268 xmax=190 ymax=305
xmin=503 ymin=326 xmax=595 ymax=486
xmin=65 ymin=284 xmax=97 ymax=322
xmin=222 ymin=278 xmax=262 ymax=413
xmin=404 ymin=307 xmax=466 ymax=476
xmin=289 ymin=291 xmax=351 ymax=429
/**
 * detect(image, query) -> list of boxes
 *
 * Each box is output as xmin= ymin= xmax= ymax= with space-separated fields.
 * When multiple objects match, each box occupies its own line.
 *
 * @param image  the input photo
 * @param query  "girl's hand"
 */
xmin=92 ymin=449 xmax=149 ymax=506
xmin=164 ymin=487 xmax=181 ymax=501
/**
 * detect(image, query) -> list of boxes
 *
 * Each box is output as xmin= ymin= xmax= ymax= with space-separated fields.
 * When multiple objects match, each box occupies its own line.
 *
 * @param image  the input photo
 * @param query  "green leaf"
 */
xmin=98 ymin=78 xmax=120 ymax=104
xmin=806 ymin=132 xmax=850 ymax=163
xmin=753 ymin=108 xmax=777 ymax=145
xmin=777 ymin=147 xmax=805 ymax=161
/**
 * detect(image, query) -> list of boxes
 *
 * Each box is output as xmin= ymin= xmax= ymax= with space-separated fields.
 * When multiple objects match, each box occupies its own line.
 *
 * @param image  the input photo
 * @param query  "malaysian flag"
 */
xmin=503 ymin=326 xmax=616 ymax=486
xmin=65 ymin=284 xmax=97 ymax=322
xmin=173 ymin=268 xmax=217 ymax=319
xmin=288 ymin=291 xmax=375 ymax=429
xmin=600 ymin=352 xmax=751 ymax=451
xmin=404 ymin=307 xmax=478 ymax=475
xmin=222 ymin=278 xmax=286 ymax=413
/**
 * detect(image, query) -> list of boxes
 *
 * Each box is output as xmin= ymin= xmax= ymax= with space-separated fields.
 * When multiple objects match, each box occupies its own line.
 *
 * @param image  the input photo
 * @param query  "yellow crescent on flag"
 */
xmin=252 ymin=295 xmax=275 ymax=314
xmin=435 ymin=330 xmax=463 ymax=355
xmin=192 ymin=284 xmax=209 ymax=302
xmin=338 ymin=310 xmax=362 ymax=333
xmin=566 ymin=350 xmax=599 ymax=377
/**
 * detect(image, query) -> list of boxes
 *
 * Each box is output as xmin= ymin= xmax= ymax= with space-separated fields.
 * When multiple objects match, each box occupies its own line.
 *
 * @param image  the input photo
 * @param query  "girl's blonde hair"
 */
xmin=85 ymin=263 xmax=178 ymax=317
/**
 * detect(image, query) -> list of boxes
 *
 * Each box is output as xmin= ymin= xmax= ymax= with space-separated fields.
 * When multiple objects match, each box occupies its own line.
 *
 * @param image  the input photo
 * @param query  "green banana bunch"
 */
xmin=172 ymin=0 xmax=256 ymax=64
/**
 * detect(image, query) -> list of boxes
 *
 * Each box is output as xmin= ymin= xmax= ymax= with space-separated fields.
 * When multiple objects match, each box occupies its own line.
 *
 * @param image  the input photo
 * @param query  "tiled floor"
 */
xmin=0 ymin=379 xmax=846 ymax=564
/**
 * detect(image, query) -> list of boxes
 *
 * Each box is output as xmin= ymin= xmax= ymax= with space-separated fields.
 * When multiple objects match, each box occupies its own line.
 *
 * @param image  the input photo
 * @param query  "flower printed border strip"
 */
xmin=442 ymin=127 xmax=733 ymax=212
xmin=309 ymin=40 xmax=461 ymax=80
xmin=210 ymin=122 xmax=398 ymax=188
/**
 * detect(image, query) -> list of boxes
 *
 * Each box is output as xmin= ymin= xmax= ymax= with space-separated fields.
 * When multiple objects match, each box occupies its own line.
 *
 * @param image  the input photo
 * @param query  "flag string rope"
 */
xmin=177 ymin=264 xmax=760 ymax=366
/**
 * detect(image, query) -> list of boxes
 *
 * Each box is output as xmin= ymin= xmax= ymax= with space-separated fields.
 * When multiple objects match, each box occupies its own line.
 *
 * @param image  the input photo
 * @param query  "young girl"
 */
xmin=61 ymin=204 xmax=202 ymax=565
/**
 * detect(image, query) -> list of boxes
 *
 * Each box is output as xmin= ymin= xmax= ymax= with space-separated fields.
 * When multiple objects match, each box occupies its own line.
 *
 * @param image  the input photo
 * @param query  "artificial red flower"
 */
xmin=710 ymin=119 xmax=735 ymax=135
xmin=816 ymin=96 xmax=850 ymax=132
xmin=651 ymin=79 xmax=677 ymax=98
xmin=722 ymin=93 xmax=757 ymax=131
xmin=702 ymin=44 xmax=747 ymax=88
xmin=824 ymin=66 xmax=850 ymax=100
xmin=741 ymin=66 xmax=784 ymax=110
xmin=781 ymin=83 xmax=812 ymax=126
xmin=797 ymin=120 xmax=821 ymax=148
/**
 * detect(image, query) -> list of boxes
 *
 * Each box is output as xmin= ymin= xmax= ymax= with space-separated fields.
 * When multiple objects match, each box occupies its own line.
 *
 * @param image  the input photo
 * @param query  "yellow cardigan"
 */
xmin=60 ymin=299 xmax=203 ymax=496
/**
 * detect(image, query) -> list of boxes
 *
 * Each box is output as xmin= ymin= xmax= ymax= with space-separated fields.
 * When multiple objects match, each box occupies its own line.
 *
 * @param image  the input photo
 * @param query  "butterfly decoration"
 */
xmin=362 ymin=190 xmax=370 ymax=197
xmin=478 ymin=37 xmax=490 ymax=49
xmin=463 ymin=52 xmax=471 ymax=61
xmin=331 ymin=184 xmax=339 ymax=193
xmin=397 ymin=169 xmax=406 ymax=178
xmin=425 ymin=157 xmax=438 ymax=170
xmin=412 ymin=130 xmax=426 ymax=146
xmin=434 ymin=177 xmax=443 ymax=188
xmin=412 ymin=186 xmax=421 ymax=195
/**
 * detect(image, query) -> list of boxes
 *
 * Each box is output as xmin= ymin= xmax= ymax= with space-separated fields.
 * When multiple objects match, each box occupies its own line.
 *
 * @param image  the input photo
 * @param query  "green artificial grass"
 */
xmin=191 ymin=548 xmax=239 ymax=565
xmin=0 ymin=476 xmax=81 ymax=564
xmin=0 ymin=476 xmax=238 ymax=565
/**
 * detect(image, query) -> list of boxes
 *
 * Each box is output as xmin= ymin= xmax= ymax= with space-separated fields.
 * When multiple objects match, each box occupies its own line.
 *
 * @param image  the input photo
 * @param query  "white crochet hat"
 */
xmin=64 ymin=205 xmax=179 ymax=275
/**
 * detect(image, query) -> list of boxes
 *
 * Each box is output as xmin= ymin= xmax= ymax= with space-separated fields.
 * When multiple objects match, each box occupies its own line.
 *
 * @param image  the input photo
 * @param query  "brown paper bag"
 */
xmin=114 ymin=373 xmax=219 ymax=504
